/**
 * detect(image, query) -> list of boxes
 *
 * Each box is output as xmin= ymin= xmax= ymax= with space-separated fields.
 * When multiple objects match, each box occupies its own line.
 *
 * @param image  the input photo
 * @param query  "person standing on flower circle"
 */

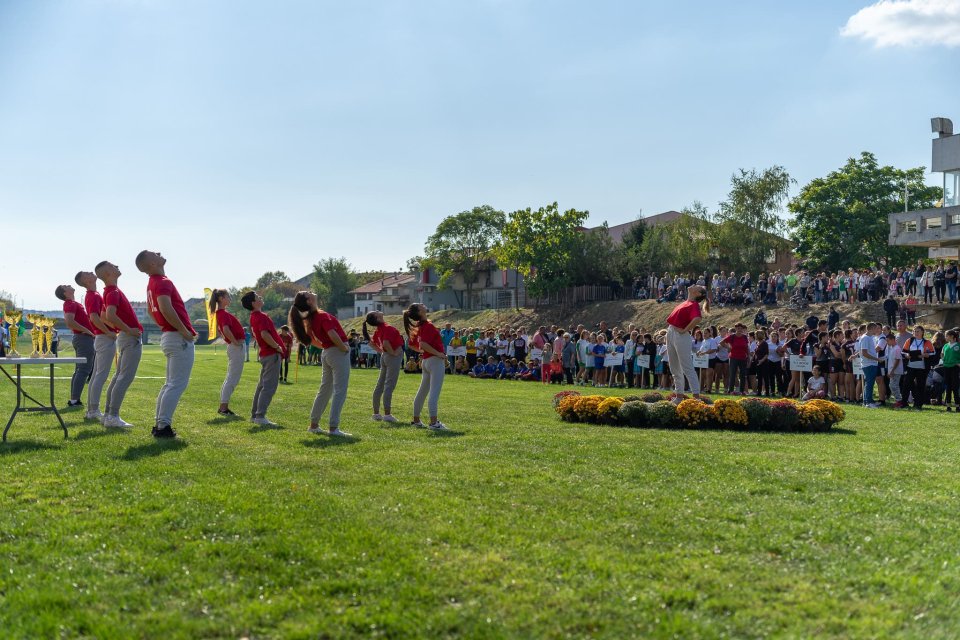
xmin=665 ymin=284 xmax=710 ymax=404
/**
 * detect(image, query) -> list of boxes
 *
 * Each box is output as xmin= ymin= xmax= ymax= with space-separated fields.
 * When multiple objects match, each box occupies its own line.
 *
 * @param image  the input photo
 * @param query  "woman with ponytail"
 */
xmin=363 ymin=311 xmax=403 ymax=422
xmin=289 ymin=291 xmax=352 ymax=436
xmin=403 ymin=303 xmax=450 ymax=430
xmin=210 ymin=289 xmax=245 ymax=417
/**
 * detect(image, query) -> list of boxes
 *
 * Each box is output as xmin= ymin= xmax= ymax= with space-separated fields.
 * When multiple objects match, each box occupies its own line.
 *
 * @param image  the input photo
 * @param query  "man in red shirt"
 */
xmin=55 ymin=283 xmax=96 ymax=408
xmin=137 ymin=250 xmax=197 ymax=439
xmin=665 ymin=285 xmax=710 ymax=403
xmin=96 ymin=260 xmax=143 ymax=429
xmin=279 ymin=325 xmax=293 ymax=382
xmin=242 ymin=291 xmax=286 ymax=426
xmin=76 ymin=269 xmax=117 ymax=421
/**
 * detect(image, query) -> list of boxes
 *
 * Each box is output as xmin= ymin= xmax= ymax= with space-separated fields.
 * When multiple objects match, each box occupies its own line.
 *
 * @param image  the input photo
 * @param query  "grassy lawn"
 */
xmin=2 ymin=345 xmax=960 ymax=638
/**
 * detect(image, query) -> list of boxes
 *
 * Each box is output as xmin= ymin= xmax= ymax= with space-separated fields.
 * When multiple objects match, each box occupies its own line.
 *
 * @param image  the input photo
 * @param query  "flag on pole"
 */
xmin=17 ymin=317 xmax=26 ymax=337
xmin=203 ymin=288 xmax=217 ymax=341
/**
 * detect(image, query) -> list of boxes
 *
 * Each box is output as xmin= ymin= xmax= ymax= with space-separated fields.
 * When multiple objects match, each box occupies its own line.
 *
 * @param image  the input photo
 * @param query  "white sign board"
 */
xmin=636 ymin=355 xmax=651 ymax=369
xmin=529 ymin=348 xmax=543 ymax=363
xmin=445 ymin=346 xmax=467 ymax=357
xmin=692 ymin=354 xmax=710 ymax=368
xmin=852 ymin=359 xmax=863 ymax=376
xmin=360 ymin=344 xmax=379 ymax=355
xmin=605 ymin=352 xmax=624 ymax=366
xmin=789 ymin=355 xmax=812 ymax=372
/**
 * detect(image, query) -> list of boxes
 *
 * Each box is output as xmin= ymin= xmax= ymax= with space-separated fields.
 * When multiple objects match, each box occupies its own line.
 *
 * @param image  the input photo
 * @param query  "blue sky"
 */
xmin=2 ymin=0 xmax=959 ymax=308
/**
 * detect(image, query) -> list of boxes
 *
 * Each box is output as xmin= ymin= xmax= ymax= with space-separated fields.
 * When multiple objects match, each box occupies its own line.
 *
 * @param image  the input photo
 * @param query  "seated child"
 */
xmin=481 ymin=356 xmax=498 ymax=379
xmin=802 ymin=365 xmax=827 ymax=400
xmin=469 ymin=362 xmax=485 ymax=378
xmin=549 ymin=354 xmax=564 ymax=384
xmin=514 ymin=361 xmax=529 ymax=380
xmin=522 ymin=359 xmax=541 ymax=381
xmin=500 ymin=359 xmax=516 ymax=380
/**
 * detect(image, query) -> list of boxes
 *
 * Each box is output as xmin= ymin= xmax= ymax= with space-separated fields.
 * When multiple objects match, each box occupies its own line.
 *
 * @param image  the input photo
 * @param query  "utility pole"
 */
xmin=905 ymin=176 xmax=910 ymax=213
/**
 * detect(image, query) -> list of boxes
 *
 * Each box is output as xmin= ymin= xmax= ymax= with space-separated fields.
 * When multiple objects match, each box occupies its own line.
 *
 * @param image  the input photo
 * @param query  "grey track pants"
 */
xmin=220 ymin=341 xmax=244 ymax=404
xmin=310 ymin=348 xmax=351 ymax=429
xmin=105 ymin=332 xmax=142 ymax=418
xmin=252 ymin=353 xmax=281 ymax=419
xmin=156 ymin=333 xmax=195 ymax=427
xmin=87 ymin=334 xmax=116 ymax=412
xmin=373 ymin=351 xmax=402 ymax=414
xmin=667 ymin=326 xmax=699 ymax=396
xmin=70 ymin=334 xmax=95 ymax=400
xmin=413 ymin=355 xmax=445 ymax=418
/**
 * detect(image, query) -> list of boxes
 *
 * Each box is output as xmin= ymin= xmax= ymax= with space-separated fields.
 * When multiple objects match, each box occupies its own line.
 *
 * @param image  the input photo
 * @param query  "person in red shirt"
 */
xmin=242 ymin=291 xmax=286 ymax=426
xmin=718 ymin=322 xmax=750 ymax=395
xmin=137 ymin=249 xmax=196 ymax=439
xmin=278 ymin=326 xmax=293 ymax=382
xmin=55 ymin=283 xmax=96 ymax=407
xmin=209 ymin=288 xmax=246 ymax=417
xmin=403 ymin=303 xmax=450 ymax=430
xmin=96 ymin=260 xmax=144 ymax=429
xmin=288 ymin=291 xmax=352 ymax=436
xmin=76 ymin=269 xmax=117 ymax=421
xmin=362 ymin=311 xmax=403 ymax=423
xmin=665 ymin=285 xmax=710 ymax=403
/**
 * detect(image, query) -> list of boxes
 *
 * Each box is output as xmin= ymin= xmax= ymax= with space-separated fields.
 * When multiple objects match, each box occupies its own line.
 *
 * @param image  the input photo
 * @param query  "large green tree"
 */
xmin=567 ymin=223 xmax=615 ymax=286
xmin=662 ymin=202 xmax=713 ymax=274
xmin=715 ymin=166 xmax=794 ymax=273
xmin=311 ymin=257 xmax=358 ymax=316
xmin=495 ymin=202 xmax=589 ymax=309
xmin=255 ymin=271 xmax=290 ymax=290
xmin=423 ymin=205 xmax=505 ymax=306
xmin=789 ymin=152 xmax=940 ymax=271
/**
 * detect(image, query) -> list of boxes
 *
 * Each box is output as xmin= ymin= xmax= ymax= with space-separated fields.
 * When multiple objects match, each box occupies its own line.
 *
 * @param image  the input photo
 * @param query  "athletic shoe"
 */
xmin=218 ymin=408 xmax=238 ymax=417
xmin=371 ymin=414 xmax=383 ymax=421
xmin=411 ymin=421 xmax=426 ymax=428
xmin=307 ymin=427 xmax=324 ymax=434
xmin=428 ymin=422 xmax=450 ymax=431
xmin=893 ymin=402 xmax=903 ymax=408
xmin=102 ymin=415 xmax=133 ymax=429
xmin=66 ymin=400 xmax=83 ymax=408
xmin=381 ymin=415 xmax=399 ymax=423
xmin=328 ymin=428 xmax=352 ymax=437
xmin=153 ymin=425 xmax=179 ymax=439
xmin=251 ymin=417 xmax=277 ymax=426
xmin=84 ymin=409 xmax=104 ymax=421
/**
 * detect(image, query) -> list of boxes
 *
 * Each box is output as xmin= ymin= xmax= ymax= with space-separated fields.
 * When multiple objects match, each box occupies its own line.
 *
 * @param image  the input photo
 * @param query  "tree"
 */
xmin=567 ymin=223 xmax=615 ymax=286
xmin=715 ymin=166 xmax=794 ymax=274
xmin=423 ymin=205 xmax=505 ymax=307
xmin=495 ymin=202 xmax=589 ymax=309
xmin=255 ymin=271 xmax=290 ymax=290
xmin=311 ymin=257 xmax=358 ymax=316
xmin=662 ymin=202 xmax=713 ymax=274
xmin=789 ymin=152 xmax=940 ymax=272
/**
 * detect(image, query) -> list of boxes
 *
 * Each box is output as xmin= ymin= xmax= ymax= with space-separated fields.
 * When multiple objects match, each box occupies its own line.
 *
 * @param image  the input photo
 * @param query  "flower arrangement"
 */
xmin=553 ymin=390 xmax=581 ymax=411
xmin=712 ymin=399 xmax=748 ymax=427
xmin=597 ymin=397 xmax=626 ymax=425
xmin=648 ymin=401 xmax=678 ymax=428
xmin=796 ymin=404 xmax=825 ymax=432
xmin=618 ymin=401 xmax=648 ymax=428
xmin=558 ymin=395 xmax=580 ymax=422
xmin=641 ymin=392 xmax=665 ymax=403
xmin=768 ymin=400 xmax=800 ymax=430
xmin=621 ymin=395 xmax=643 ymax=404
xmin=738 ymin=398 xmax=772 ymax=428
xmin=806 ymin=399 xmax=845 ymax=427
xmin=574 ymin=396 xmax=604 ymax=423
xmin=676 ymin=398 xmax=711 ymax=428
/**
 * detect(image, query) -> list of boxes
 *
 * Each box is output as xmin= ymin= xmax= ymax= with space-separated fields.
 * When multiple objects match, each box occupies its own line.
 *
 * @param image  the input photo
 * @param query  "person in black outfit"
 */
xmin=882 ymin=295 xmax=900 ymax=328
xmin=805 ymin=314 xmax=819 ymax=332
xmin=827 ymin=307 xmax=840 ymax=331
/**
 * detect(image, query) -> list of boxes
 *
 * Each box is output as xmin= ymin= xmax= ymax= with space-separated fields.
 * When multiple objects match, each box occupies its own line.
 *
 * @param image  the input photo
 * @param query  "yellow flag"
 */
xmin=203 ymin=288 xmax=217 ymax=340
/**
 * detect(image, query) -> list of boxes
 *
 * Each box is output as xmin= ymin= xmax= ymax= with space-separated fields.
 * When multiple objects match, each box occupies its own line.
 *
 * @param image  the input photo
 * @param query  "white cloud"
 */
xmin=841 ymin=0 xmax=960 ymax=47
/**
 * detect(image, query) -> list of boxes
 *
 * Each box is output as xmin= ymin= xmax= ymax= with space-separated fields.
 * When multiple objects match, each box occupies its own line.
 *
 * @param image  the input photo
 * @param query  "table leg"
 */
xmin=50 ymin=364 xmax=67 ymax=438
xmin=3 ymin=364 xmax=22 ymax=443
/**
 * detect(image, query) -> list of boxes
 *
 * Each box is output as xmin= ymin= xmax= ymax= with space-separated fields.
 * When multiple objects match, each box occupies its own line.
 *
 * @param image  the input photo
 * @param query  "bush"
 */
xmin=806 ymin=399 xmax=845 ymax=429
xmin=796 ymin=404 xmax=825 ymax=432
xmin=712 ymin=399 xmax=749 ymax=428
xmin=641 ymin=392 xmax=665 ymax=403
xmin=618 ymin=401 xmax=649 ymax=428
xmin=598 ymin=397 xmax=626 ymax=426
xmin=676 ymin=399 xmax=710 ymax=428
xmin=621 ymin=395 xmax=643 ymax=404
xmin=574 ymin=396 xmax=604 ymax=424
xmin=648 ymin=401 xmax=678 ymax=428
xmin=558 ymin=395 xmax=580 ymax=422
xmin=553 ymin=390 xmax=581 ymax=411
xmin=768 ymin=400 xmax=800 ymax=431
xmin=738 ymin=398 xmax=772 ymax=428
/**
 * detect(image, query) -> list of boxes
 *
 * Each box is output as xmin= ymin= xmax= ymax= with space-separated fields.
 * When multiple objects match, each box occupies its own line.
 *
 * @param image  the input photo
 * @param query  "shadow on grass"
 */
xmin=0 ymin=439 xmax=61 ymax=455
xmin=427 ymin=430 xmax=465 ymax=438
xmin=300 ymin=436 xmax=360 ymax=449
xmin=206 ymin=416 xmax=246 ymax=425
xmin=119 ymin=439 xmax=188 ymax=461
xmin=249 ymin=423 xmax=286 ymax=433
xmin=74 ymin=428 xmax=129 ymax=441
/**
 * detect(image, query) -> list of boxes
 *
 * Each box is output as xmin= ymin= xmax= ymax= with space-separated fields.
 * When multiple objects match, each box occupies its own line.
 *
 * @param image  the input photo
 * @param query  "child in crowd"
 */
xmin=522 ymin=359 xmax=541 ymax=381
xmin=942 ymin=329 xmax=960 ymax=411
xmin=514 ymin=360 xmax=530 ymax=380
xmin=612 ymin=337 xmax=626 ymax=388
xmin=549 ymin=354 xmax=564 ymax=383
xmin=802 ymin=364 xmax=827 ymax=400
xmin=592 ymin=334 xmax=607 ymax=387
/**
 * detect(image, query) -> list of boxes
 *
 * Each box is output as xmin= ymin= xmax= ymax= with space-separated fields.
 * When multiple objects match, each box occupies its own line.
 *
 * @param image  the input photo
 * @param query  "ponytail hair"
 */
xmin=403 ymin=303 xmax=427 ymax=336
xmin=288 ymin=291 xmax=316 ymax=345
xmin=209 ymin=288 xmax=228 ymax=314
xmin=362 ymin=311 xmax=382 ymax=341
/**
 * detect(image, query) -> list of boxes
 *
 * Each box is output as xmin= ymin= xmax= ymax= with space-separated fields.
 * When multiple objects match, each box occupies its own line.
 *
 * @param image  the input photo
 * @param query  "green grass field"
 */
xmin=2 ymin=345 xmax=960 ymax=638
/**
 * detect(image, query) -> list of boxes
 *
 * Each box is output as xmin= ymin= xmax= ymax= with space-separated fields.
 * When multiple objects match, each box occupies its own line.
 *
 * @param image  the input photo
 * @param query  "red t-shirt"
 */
xmin=373 ymin=323 xmax=403 ymax=352
xmin=84 ymin=290 xmax=114 ymax=336
xmin=413 ymin=321 xmax=445 ymax=359
xmin=146 ymin=275 xmax=195 ymax=334
xmin=666 ymin=300 xmax=702 ymax=331
xmin=722 ymin=334 xmax=749 ymax=361
xmin=215 ymin=309 xmax=245 ymax=343
xmin=63 ymin=300 xmax=93 ymax=334
xmin=103 ymin=285 xmax=142 ymax=333
xmin=280 ymin=332 xmax=293 ymax=354
xmin=250 ymin=310 xmax=284 ymax=358
xmin=309 ymin=311 xmax=347 ymax=349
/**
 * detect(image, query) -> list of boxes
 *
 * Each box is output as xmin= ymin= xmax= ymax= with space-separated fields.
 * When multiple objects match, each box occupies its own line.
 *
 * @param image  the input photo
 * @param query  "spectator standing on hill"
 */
xmin=786 ymin=272 xmax=798 ymax=298
xmin=805 ymin=313 xmax=819 ymax=332
xmin=883 ymin=295 xmax=900 ymax=328
xmin=827 ymin=307 xmax=840 ymax=331
xmin=947 ymin=261 xmax=958 ymax=304
xmin=798 ymin=271 xmax=811 ymax=300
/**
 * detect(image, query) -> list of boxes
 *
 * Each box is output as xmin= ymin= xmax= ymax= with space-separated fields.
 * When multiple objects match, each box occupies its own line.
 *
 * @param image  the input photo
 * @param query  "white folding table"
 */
xmin=0 ymin=357 xmax=87 ymax=442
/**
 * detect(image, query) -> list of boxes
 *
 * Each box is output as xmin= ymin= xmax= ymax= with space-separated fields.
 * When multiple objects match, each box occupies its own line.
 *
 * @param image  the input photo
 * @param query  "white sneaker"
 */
xmin=307 ymin=426 xmax=324 ymax=434
xmin=428 ymin=422 xmax=450 ymax=431
xmin=371 ymin=414 xmax=383 ymax=421
xmin=84 ymin=409 xmax=104 ymax=420
xmin=102 ymin=415 xmax=134 ymax=429
xmin=411 ymin=421 xmax=426 ymax=428
xmin=381 ymin=415 xmax=399 ymax=423
xmin=251 ymin=417 xmax=277 ymax=426
xmin=328 ymin=428 xmax=352 ymax=437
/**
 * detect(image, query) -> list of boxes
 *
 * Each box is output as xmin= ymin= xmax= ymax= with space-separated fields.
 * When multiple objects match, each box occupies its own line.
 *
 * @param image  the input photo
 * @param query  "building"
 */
xmin=889 ymin=117 xmax=960 ymax=259
xmin=349 ymin=274 xmax=418 ymax=318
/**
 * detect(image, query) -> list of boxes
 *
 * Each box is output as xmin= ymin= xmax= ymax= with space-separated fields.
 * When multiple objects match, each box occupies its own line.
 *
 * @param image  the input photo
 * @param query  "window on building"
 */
xmin=900 ymin=221 xmax=917 ymax=233
xmin=926 ymin=217 xmax=942 ymax=230
xmin=946 ymin=171 xmax=960 ymax=208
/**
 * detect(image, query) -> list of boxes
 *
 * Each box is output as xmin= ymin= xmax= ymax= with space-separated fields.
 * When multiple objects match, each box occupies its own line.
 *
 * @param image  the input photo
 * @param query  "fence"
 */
xmin=534 ymin=285 xmax=613 ymax=307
